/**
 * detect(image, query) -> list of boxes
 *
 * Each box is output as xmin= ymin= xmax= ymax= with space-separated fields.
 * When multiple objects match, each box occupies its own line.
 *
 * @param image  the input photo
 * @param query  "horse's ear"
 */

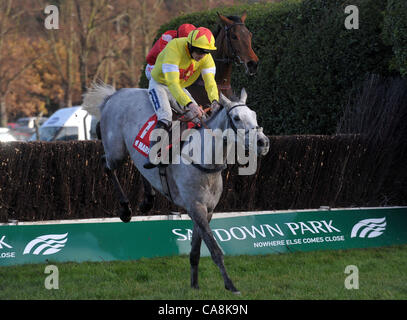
xmin=239 ymin=88 xmax=248 ymax=104
xmin=241 ymin=11 xmax=247 ymax=23
xmin=217 ymin=12 xmax=234 ymax=26
xmin=219 ymin=92 xmax=232 ymax=108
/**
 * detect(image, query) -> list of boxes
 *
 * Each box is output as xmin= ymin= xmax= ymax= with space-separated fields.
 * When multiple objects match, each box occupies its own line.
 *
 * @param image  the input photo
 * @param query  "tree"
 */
xmin=34 ymin=0 xmax=77 ymax=108
xmin=0 ymin=0 xmax=45 ymax=125
xmin=73 ymin=0 xmax=120 ymax=94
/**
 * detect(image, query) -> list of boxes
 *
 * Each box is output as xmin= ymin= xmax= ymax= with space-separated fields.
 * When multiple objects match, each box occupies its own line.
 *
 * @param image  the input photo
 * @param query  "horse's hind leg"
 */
xmin=96 ymin=121 xmax=102 ymax=139
xmin=101 ymin=155 xmax=132 ymax=223
xmin=139 ymin=177 xmax=155 ymax=213
xmin=189 ymin=204 xmax=239 ymax=294
xmin=99 ymin=118 xmax=132 ymax=222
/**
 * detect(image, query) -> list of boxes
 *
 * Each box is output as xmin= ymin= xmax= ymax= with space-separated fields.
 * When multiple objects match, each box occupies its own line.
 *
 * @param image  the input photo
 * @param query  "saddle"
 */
xmin=132 ymin=106 xmax=201 ymax=159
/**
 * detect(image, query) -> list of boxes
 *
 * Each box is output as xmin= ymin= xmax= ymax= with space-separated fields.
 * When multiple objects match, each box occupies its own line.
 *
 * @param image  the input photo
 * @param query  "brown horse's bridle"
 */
xmin=214 ymin=22 xmax=245 ymax=65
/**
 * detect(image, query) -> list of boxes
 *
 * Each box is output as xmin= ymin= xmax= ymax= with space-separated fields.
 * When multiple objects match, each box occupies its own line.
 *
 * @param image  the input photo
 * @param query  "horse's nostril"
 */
xmin=257 ymin=139 xmax=265 ymax=147
xmin=247 ymin=60 xmax=258 ymax=72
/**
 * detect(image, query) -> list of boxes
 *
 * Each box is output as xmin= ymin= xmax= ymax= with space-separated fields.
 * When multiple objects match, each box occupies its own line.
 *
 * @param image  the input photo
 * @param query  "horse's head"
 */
xmin=219 ymin=88 xmax=269 ymax=157
xmin=216 ymin=12 xmax=259 ymax=76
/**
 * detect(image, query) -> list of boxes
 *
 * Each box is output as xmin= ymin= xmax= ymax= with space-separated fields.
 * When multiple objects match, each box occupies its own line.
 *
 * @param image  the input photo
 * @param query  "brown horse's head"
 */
xmin=215 ymin=12 xmax=259 ymax=76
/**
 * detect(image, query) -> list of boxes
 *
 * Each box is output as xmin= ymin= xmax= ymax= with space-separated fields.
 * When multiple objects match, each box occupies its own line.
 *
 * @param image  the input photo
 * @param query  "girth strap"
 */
xmin=159 ymin=166 xmax=173 ymax=202
xmin=191 ymin=163 xmax=227 ymax=173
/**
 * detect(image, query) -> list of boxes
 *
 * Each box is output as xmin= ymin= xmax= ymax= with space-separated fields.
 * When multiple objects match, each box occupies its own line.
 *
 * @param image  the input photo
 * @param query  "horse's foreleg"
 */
xmin=189 ymin=204 xmax=239 ymax=294
xmin=190 ymin=223 xmax=202 ymax=289
xmin=102 ymin=155 xmax=132 ymax=223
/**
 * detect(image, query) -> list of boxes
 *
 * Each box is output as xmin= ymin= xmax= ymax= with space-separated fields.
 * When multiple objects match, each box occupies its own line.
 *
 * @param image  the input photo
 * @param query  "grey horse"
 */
xmin=83 ymin=83 xmax=270 ymax=294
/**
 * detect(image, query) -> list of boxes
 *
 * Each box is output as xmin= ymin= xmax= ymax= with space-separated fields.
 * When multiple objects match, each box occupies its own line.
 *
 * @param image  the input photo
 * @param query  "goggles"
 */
xmin=191 ymin=46 xmax=211 ymax=55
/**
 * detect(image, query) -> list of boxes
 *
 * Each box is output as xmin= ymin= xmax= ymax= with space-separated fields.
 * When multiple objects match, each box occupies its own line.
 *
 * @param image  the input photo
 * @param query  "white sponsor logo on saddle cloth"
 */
xmin=133 ymin=114 xmax=157 ymax=157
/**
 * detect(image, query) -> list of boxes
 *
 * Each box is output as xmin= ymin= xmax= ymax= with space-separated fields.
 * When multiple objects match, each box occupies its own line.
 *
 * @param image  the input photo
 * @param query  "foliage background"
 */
xmin=140 ymin=0 xmax=405 ymax=135
xmin=0 ymin=0 xmax=244 ymax=125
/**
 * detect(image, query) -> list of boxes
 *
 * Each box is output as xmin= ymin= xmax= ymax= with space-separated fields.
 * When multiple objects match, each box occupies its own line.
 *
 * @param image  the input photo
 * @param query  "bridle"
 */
xmin=176 ymin=102 xmax=262 ymax=173
xmin=225 ymin=104 xmax=246 ymax=132
xmin=214 ymin=22 xmax=246 ymax=65
xmin=225 ymin=103 xmax=262 ymax=135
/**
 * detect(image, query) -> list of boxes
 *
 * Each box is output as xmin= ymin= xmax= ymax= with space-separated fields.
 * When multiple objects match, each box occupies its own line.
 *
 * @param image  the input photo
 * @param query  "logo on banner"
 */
xmin=0 ymin=235 xmax=15 ymax=259
xmin=23 ymin=233 xmax=69 ymax=255
xmin=0 ymin=235 xmax=12 ymax=249
xmin=172 ymin=219 xmax=345 ymax=248
xmin=133 ymin=114 xmax=157 ymax=157
xmin=350 ymin=217 xmax=386 ymax=238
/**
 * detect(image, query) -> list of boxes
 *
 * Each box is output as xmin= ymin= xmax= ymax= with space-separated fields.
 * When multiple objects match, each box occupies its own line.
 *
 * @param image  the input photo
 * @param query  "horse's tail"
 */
xmin=82 ymin=82 xmax=116 ymax=120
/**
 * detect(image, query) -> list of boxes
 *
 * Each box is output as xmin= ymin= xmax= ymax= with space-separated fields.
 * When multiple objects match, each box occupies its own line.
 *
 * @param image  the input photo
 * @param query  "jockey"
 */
xmin=145 ymin=24 xmax=196 ymax=80
xmin=144 ymin=27 xmax=220 ymax=169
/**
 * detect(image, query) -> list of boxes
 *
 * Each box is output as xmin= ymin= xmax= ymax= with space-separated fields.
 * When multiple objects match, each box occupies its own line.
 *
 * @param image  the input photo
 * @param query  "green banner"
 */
xmin=1 ymin=207 xmax=406 ymax=266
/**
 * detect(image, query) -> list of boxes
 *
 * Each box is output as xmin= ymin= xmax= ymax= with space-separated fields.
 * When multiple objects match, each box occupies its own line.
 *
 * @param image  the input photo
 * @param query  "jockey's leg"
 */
xmin=143 ymin=119 xmax=171 ymax=169
xmin=144 ymin=79 xmax=173 ymax=169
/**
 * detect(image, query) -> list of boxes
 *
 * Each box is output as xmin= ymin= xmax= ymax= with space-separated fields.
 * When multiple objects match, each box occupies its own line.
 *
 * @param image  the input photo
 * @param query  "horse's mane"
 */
xmin=213 ymin=15 xmax=243 ymax=39
xmin=204 ymin=94 xmax=242 ymax=127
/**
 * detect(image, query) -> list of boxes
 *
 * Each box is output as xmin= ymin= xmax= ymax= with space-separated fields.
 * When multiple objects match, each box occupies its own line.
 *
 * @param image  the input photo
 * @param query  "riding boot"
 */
xmin=143 ymin=120 xmax=171 ymax=169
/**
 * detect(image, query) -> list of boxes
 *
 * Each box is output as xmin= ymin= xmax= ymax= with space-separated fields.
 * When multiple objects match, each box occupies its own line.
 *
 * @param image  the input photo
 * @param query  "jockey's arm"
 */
xmin=146 ymin=30 xmax=176 ymax=65
xmin=201 ymin=56 xmax=219 ymax=103
xmin=163 ymin=66 xmax=192 ymax=107
xmin=146 ymin=39 xmax=161 ymax=65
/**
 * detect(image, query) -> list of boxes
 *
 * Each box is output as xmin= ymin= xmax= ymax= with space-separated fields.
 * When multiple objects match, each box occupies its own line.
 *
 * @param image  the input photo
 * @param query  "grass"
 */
xmin=1 ymin=245 xmax=406 ymax=300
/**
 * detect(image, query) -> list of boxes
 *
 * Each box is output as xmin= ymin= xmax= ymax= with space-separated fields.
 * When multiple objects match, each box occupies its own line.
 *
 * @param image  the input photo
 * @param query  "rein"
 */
xmin=177 ymin=106 xmax=212 ymax=129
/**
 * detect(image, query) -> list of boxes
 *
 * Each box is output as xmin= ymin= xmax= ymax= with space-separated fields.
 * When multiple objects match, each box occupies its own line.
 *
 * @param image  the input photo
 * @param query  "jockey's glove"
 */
xmin=211 ymin=100 xmax=221 ymax=113
xmin=187 ymin=102 xmax=204 ymax=119
xmin=191 ymin=117 xmax=201 ymax=125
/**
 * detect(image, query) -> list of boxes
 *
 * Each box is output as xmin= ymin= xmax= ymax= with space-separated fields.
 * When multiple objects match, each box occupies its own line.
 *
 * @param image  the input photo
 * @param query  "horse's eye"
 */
xmin=234 ymin=115 xmax=240 ymax=121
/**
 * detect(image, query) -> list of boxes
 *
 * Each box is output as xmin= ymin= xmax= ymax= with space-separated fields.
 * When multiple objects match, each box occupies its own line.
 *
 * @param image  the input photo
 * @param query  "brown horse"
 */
xmin=188 ymin=12 xmax=259 ymax=105
xmin=139 ymin=12 xmax=259 ymax=213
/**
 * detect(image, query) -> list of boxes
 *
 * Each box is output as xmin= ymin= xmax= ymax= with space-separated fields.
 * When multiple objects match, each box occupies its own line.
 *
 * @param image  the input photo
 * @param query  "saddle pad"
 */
xmin=133 ymin=114 xmax=199 ymax=158
xmin=133 ymin=114 xmax=157 ymax=157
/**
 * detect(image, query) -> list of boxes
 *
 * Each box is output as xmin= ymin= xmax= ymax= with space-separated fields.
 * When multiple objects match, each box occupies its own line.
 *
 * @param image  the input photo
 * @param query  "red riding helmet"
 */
xmin=177 ymin=24 xmax=196 ymax=38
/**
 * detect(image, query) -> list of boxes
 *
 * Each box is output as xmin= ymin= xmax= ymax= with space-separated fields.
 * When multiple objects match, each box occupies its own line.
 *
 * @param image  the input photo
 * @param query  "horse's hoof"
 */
xmin=225 ymin=283 xmax=240 ymax=294
xmin=120 ymin=213 xmax=131 ymax=223
xmin=139 ymin=201 xmax=152 ymax=213
xmin=119 ymin=206 xmax=132 ymax=223
xmin=139 ymin=197 xmax=154 ymax=213
xmin=226 ymin=286 xmax=241 ymax=295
